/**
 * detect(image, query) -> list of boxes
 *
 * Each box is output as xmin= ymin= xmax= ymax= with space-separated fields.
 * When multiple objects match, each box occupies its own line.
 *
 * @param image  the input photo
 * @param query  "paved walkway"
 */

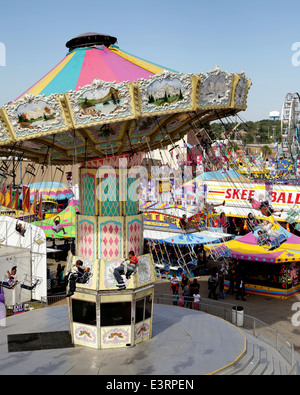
xmin=0 ymin=304 xmax=246 ymax=375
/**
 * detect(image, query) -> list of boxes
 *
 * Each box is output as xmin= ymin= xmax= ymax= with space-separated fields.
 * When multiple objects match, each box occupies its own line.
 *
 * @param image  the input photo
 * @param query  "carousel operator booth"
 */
xmin=0 ymin=32 xmax=251 ymax=348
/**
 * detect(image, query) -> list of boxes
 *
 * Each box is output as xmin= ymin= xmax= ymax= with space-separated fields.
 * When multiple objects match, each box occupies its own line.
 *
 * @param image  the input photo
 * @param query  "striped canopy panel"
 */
xmin=16 ymin=45 xmax=176 ymax=100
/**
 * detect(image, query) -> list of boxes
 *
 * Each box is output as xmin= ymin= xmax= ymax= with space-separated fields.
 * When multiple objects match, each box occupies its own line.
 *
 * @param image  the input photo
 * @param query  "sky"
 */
xmin=0 ymin=0 xmax=299 ymax=121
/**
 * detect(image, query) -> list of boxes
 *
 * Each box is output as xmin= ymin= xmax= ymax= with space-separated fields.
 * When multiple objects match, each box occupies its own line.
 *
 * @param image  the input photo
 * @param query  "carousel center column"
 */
xmin=68 ymin=152 xmax=156 ymax=350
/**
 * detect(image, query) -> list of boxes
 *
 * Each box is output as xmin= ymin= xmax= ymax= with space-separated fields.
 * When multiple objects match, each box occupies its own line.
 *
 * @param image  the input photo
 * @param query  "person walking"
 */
xmin=181 ymin=282 xmax=193 ymax=308
xmin=208 ymin=269 xmax=218 ymax=300
xmin=235 ymin=275 xmax=246 ymax=301
xmin=219 ymin=273 xmax=225 ymax=299
xmin=170 ymin=272 xmax=180 ymax=295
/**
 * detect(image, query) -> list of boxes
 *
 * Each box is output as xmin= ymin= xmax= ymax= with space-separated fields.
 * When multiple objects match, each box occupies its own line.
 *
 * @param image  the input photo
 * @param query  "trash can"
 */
xmin=232 ymin=306 xmax=244 ymax=327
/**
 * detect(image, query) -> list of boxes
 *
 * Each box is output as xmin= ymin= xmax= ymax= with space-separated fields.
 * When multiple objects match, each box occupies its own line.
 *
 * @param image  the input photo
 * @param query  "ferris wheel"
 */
xmin=280 ymin=93 xmax=300 ymax=168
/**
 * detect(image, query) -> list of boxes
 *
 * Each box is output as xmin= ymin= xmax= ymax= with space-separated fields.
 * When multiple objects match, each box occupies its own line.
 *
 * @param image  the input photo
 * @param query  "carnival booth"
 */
xmin=205 ymin=217 xmax=300 ymax=298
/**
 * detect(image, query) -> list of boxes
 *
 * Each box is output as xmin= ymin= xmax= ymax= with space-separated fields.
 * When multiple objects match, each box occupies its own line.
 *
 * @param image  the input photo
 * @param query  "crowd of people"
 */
xmin=170 ymin=272 xmax=201 ymax=309
xmin=208 ymin=261 xmax=247 ymax=301
xmin=169 ymin=259 xmax=248 ymax=308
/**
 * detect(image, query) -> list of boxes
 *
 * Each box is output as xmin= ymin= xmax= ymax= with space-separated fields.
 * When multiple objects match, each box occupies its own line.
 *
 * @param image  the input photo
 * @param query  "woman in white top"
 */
xmin=170 ymin=273 xmax=180 ymax=294
xmin=260 ymin=220 xmax=279 ymax=238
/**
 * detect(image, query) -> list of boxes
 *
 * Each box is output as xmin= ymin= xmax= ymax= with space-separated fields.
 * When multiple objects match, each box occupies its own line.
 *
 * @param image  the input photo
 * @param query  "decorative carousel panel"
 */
xmin=79 ymin=168 xmax=98 ymax=216
xmin=83 ymin=152 xmax=144 ymax=170
xmin=0 ymin=110 xmax=14 ymax=144
xmin=99 ymin=258 xmax=135 ymax=291
xmin=98 ymin=217 xmax=124 ymax=260
xmin=70 ymin=254 xmax=98 ymax=291
xmin=41 ymin=130 xmax=85 ymax=151
xmin=124 ymin=172 xmax=140 ymax=216
xmin=135 ymin=318 xmax=151 ymax=344
xmin=234 ymin=72 xmax=252 ymax=109
xmin=138 ymin=71 xmax=194 ymax=116
xmin=100 ymin=326 xmax=131 ymax=349
xmin=198 ymin=67 xmax=234 ymax=108
xmin=85 ymin=122 xmax=125 ymax=144
xmin=3 ymin=93 xmax=69 ymax=140
xmin=76 ymin=216 xmax=98 ymax=260
xmin=125 ymin=214 xmax=143 ymax=258
xmin=96 ymin=140 xmax=123 ymax=156
xmin=73 ymin=323 xmax=99 ymax=349
xmin=135 ymin=254 xmax=156 ymax=288
xmin=16 ymin=140 xmax=50 ymax=157
xmin=67 ymin=79 xmax=135 ymax=128
xmin=97 ymin=169 xmax=121 ymax=217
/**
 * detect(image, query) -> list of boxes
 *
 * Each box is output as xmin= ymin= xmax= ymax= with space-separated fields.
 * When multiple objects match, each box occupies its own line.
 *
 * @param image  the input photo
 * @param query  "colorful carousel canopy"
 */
xmin=16 ymin=33 xmax=177 ymax=99
xmin=0 ymin=32 xmax=252 ymax=164
xmin=20 ymin=182 xmax=74 ymax=201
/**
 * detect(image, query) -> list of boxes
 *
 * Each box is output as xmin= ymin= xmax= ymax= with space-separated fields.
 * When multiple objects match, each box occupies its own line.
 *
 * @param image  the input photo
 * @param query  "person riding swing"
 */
xmin=113 ymin=251 xmax=138 ymax=290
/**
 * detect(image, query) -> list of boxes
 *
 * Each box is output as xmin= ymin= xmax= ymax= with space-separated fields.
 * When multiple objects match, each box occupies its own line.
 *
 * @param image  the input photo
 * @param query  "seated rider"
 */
xmin=114 ymin=251 xmax=138 ymax=290
xmin=257 ymin=230 xmax=271 ymax=246
xmin=16 ymin=222 xmax=26 ymax=237
xmin=0 ymin=266 xmax=18 ymax=288
xmin=180 ymin=214 xmax=199 ymax=231
xmin=259 ymin=219 xmax=279 ymax=238
xmin=52 ymin=216 xmax=66 ymax=235
xmin=249 ymin=198 xmax=283 ymax=218
xmin=66 ymin=260 xmax=90 ymax=297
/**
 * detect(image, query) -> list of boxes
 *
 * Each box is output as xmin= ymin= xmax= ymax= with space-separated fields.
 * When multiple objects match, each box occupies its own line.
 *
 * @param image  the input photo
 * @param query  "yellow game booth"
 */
xmin=205 ymin=217 xmax=300 ymax=299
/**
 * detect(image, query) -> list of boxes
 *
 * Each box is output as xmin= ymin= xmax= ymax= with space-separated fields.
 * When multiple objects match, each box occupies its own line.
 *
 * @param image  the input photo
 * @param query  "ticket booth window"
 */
xmin=100 ymin=302 xmax=131 ymax=326
xmin=72 ymin=299 xmax=96 ymax=326
xmin=135 ymin=295 xmax=152 ymax=324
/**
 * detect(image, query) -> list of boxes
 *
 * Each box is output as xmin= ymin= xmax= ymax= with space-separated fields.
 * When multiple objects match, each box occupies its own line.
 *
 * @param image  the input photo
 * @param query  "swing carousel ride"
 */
xmin=0 ymin=32 xmax=254 ymax=348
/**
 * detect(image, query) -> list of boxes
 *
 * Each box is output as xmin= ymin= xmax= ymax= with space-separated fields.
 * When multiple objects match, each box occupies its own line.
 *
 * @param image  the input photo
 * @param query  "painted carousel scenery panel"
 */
xmin=234 ymin=72 xmax=251 ymax=108
xmin=198 ymin=68 xmax=234 ymax=107
xmin=4 ymin=94 xmax=68 ymax=139
xmin=136 ymin=254 xmax=156 ymax=288
xmin=87 ymin=122 xmax=124 ymax=144
xmin=139 ymin=71 xmax=193 ymax=115
xmin=68 ymin=80 xmax=134 ymax=127
xmin=100 ymin=258 xmax=133 ymax=290
xmin=0 ymin=115 xmax=11 ymax=144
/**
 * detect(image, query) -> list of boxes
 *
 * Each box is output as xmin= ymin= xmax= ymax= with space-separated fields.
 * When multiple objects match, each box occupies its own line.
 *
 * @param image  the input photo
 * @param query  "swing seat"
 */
xmin=20 ymin=279 xmax=40 ymax=291
xmin=268 ymin=234 xmax=288 ymax=250
xmin=0 ymin=280 xmax=18 ymax=290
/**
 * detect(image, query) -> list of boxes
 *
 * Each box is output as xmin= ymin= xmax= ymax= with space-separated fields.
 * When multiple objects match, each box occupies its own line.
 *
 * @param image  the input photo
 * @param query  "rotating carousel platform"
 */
xmin=0 ymin=304 xmax=246 ymax=375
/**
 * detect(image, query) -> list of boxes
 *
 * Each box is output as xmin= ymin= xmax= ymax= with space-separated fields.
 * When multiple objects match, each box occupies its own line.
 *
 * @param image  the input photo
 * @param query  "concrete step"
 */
xmin=216 ymin=330 xmax=292 ymax=375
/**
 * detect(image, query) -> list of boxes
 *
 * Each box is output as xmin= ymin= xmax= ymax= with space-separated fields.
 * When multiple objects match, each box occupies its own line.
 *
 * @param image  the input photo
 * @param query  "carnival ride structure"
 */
xmin=0 ymin=216 xmax=47 ymax=306
xmin=32 ymin=197 xmax=79 ymax=239
xmin=0 ymin=32 xmax=251 ymax=349
xmin=280 ymin=93 xmax=300 ymax=169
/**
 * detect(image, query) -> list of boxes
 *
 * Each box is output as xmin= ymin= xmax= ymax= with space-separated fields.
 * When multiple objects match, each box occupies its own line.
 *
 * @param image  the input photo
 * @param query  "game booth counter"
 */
xmin=205 ymin=217 xmax=300 ymax=299
xmin=143 ymin=209 xmax=207 ymax=233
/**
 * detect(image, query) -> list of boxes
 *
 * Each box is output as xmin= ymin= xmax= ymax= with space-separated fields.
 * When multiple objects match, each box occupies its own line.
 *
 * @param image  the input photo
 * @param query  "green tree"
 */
xmin=261 ymin=145 xmax=272 ymax=160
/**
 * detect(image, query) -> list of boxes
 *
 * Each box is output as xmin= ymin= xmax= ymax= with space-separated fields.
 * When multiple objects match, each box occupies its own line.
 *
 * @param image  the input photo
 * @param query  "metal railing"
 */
xmin=154 ymin=294 xmax=297 ymax=375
